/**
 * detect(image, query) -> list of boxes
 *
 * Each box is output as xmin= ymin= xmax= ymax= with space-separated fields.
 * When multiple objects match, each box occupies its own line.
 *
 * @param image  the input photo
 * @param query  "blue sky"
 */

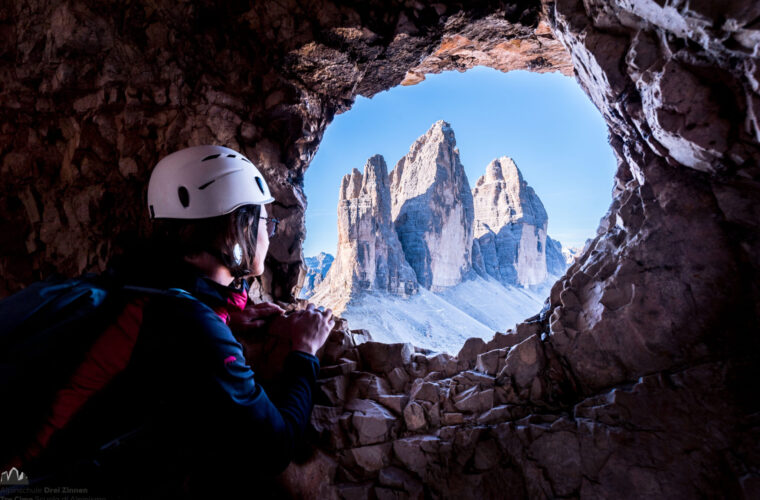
xmin=302 ymin=67 xmax=616 ymax=257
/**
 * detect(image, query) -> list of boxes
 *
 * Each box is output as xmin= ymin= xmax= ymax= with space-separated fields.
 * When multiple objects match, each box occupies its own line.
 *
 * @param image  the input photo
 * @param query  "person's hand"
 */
xmin=270 ymin=303 xmax=335 ymax=356
xmin=229 ymin=301 xmax=286 ymax=337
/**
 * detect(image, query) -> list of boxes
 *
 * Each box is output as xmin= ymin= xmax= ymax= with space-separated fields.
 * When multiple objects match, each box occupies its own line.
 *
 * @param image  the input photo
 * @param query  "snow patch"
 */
xmin=337 ymin=274 xmax=549 ymax=354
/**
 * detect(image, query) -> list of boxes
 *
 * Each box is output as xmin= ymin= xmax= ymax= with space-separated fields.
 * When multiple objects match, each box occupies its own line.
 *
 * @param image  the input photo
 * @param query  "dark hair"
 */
xmin=150 ymin=204 xmax=262 ymax=282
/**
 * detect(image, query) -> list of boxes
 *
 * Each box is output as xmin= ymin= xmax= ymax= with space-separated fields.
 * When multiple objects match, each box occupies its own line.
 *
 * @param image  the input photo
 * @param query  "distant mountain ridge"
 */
xmin=300 ymin=252 xmax=334 ymax=298
xmin=303 ymin=121 xmax=569 ymax=352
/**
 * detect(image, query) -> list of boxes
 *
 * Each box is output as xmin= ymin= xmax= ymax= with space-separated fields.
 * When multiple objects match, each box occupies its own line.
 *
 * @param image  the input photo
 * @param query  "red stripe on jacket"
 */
xmin=18 ymin=297 xmax=147 ymax=465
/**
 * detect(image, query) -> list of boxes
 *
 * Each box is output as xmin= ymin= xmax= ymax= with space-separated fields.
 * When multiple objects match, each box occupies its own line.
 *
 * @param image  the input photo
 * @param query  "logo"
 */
xmin=0 ymin=467 xmax=29 ymax=485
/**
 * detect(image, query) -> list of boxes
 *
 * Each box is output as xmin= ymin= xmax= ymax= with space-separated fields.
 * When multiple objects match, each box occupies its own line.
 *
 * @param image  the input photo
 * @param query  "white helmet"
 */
xmin=147 ymin=145 xmax=275 ymax=220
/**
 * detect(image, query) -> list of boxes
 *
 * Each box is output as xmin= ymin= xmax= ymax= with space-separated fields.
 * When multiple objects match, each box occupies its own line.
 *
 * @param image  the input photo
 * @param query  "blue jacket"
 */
xmin=21 ymin=256 xmax=320 ymax=497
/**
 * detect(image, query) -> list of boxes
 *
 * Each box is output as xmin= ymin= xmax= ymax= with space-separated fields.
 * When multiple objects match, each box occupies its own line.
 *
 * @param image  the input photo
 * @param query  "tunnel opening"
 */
xmin=299 ymin=67 xmax=616 ymax=355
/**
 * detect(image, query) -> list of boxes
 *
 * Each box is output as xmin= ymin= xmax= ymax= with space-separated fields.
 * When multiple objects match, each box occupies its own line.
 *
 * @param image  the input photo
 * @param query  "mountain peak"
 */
xmin=389 ymin=121 xmax=474 ymax=291
xmin=396 ymin=122 xmax=458 ymax=179
xmin=312 ymin=153 xmax=418 ymax=310
xmin=483 ymin=156 xmax=523 ymax=184
xmin=431 ymin=119 xmax=453 ymax=132
xmin=428 ymin=120 xmax=456 ymax=145
xmin=340 ymin=167 xmax=363 ymax=200
xmin=363 ymin=155 xmax=390 ymax=191
xmin=472 ymin=157 xmax=551 ymax=286
xmin=473 ymin=156 xmax=546 ymax=229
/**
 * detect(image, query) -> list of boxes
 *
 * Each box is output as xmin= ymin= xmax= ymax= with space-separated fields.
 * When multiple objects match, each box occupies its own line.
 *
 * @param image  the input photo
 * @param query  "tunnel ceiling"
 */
xmin=1 ymin=0 xmax=759 ymax=497
xmin=0 ymin=0 xmax=572 ymax=299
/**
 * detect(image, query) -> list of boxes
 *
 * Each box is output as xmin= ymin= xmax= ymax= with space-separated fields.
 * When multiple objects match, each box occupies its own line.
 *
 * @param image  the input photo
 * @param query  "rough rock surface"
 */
xmin=299 ymin=252 xmax=334 ymax=299
xmin=2 ymin=0 xmax=760 ymax=498
xmin=390 ymin=120 xmax=475 ymax=291
xmin=401 ymin=20 xmax=574 ymax=85
xmin=472 ymin=156 xmax=550 ymax=287
xmin=311 ymin=155 xmax=418 ymax=313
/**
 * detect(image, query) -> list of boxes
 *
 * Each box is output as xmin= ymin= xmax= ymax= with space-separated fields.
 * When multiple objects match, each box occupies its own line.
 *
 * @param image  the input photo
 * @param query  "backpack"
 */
xmin=0 ymin=271 xmax=199 ymax=471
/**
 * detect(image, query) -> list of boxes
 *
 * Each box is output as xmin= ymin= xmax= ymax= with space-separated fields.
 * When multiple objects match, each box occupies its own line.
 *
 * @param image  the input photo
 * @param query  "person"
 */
xmin=11 ymin=145 xmax=334 ymax=498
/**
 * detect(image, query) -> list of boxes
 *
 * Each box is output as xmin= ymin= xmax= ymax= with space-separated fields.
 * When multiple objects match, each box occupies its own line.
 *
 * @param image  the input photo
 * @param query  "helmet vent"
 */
xmin=241 ymin=157 xmax=251 ymax=163
xmin=178 ymin=186 xmax=190 ymax=207
xmin=202 ymin=154 xmax=221 ymax=162
xmin=255 ymin=177 xmax=265 ymax=195
xmin=198 ymin=179 xmax=215 ymax=190
xmin=227 ymin=154 xmax=236 ymax=158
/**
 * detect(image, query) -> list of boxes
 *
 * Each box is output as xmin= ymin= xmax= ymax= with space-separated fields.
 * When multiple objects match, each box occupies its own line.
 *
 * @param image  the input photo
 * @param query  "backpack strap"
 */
xmin=121 ymin=285 xmax=197 ymax=300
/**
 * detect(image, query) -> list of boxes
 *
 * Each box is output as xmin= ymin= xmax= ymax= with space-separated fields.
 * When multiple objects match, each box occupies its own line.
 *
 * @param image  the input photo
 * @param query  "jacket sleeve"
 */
xmin=187 ymin=304 xmax=320 ymax=473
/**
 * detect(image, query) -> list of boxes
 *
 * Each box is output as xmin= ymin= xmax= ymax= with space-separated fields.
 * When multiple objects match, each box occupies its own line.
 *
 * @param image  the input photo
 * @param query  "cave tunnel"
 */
xmin=1 ymin=0 xmax=759 ymax=498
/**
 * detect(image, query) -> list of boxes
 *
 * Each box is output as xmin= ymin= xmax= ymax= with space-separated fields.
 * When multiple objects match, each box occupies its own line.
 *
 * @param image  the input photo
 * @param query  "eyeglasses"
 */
xmin=260 ymin=216 xmax=280 ymax=237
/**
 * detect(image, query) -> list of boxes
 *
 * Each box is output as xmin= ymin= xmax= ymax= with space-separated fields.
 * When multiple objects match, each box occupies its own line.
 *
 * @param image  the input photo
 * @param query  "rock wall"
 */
xmin=311 ymin=155 xmax=418 ymax=313
xmin=390 ymin=121 xmax=475 ymax=291
xmin=1 ymin=0 xmax=759 ymax=498
xmin=472 ymin=156 xmax=550 ymax=287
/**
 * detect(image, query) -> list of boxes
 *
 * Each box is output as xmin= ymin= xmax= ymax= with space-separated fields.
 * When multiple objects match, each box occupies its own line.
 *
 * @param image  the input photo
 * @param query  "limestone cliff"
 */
xmin=472 ymin=156 xmax=549 ymax=287
xmin=390 ymin=121 xmax=474 ymax=291
xmin=311 ymin=155 xmax=418 ymax=313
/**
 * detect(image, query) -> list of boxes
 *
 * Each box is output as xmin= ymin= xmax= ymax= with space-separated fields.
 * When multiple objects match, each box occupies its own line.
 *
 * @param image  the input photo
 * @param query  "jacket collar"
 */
xmin=171 ymin=260 xmax=249 ymax=312
xmin=192 ymin=274 xmax=249 ymax=312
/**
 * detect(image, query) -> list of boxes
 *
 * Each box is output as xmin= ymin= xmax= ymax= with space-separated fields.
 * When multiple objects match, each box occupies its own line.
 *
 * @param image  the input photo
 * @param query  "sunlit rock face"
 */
xmin=390 ymin=121 xmax=474 ymax=291
xmin=472 ymin=157 xmax=548 ymax=287
xmin=311 ymin=155 xmax=418 ymax=313
xmin=2 ymin=0 xmax=760 ymax=498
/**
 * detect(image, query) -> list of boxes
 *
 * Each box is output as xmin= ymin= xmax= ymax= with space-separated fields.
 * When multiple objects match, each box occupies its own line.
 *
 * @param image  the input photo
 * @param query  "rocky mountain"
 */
xmin=545 ymin=236 xmax=566 ymax=276
xmin=309 ymin=122 xmax=569 ymax=352
xmin=299 ymin=252 xmax=334 ymax=298
xmin=310 ymin=155 xmax=418 ymax=313
xmin=561 ymin=240 xmax=589 ymax=265
xmin=471 ymin=156 xmax=551 ymax=287
xmin=390 ymin=121 xmax=474 ymax=292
